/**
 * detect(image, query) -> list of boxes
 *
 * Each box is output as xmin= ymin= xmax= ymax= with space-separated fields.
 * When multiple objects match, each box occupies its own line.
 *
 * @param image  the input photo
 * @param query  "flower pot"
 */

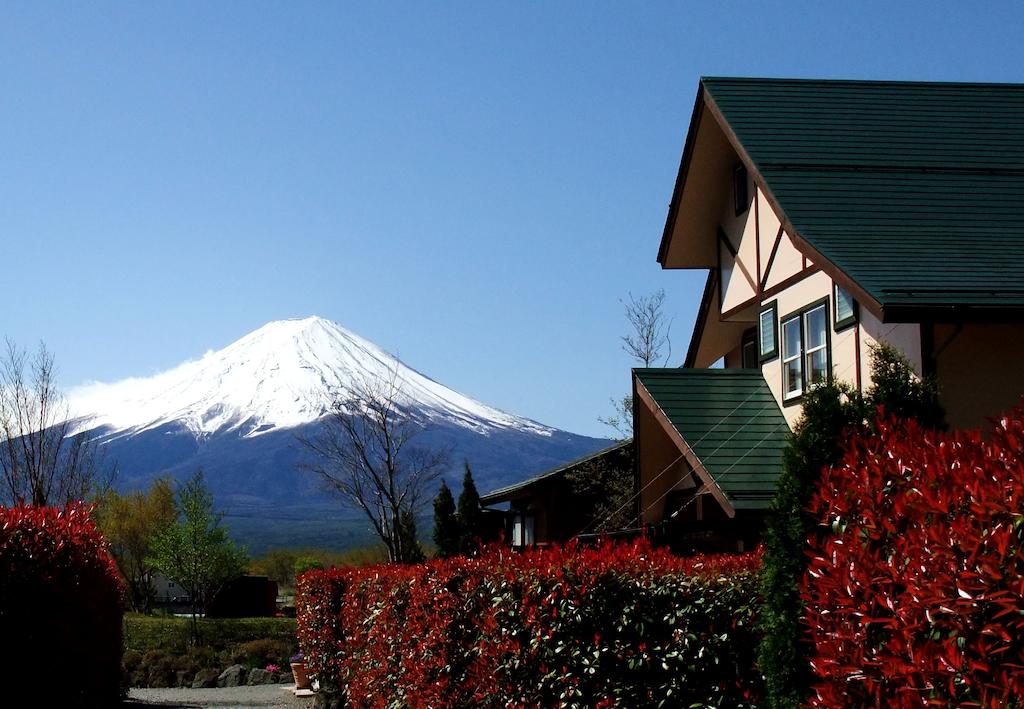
xmin=290 ymin=661 xmax=312 ymax=690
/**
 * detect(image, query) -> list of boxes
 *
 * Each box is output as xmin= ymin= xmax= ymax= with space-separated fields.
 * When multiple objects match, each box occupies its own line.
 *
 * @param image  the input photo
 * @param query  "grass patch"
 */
xmin=124 ymin=614 xmax=297 ymax=655
xmin=123 ymin=614 xmax=299 ymax=687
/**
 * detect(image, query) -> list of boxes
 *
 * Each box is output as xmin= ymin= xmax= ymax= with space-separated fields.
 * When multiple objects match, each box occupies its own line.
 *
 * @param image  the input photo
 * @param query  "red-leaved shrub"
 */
xmin=297 ymin=539 xmax=761 ymax=707
xmin=804 ymin=410 xmax=1024 ymax=707
xmin=0 ymin=503 xmax=125 ymax=706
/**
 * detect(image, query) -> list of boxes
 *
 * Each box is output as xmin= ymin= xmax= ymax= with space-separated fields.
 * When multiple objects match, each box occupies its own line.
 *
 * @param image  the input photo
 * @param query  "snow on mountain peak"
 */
xmin=69 ymin=317 xmax=553 ymax=439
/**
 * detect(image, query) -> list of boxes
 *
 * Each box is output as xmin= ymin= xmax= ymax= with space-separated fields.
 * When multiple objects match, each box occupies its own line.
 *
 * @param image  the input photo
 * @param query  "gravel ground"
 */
xmin=126 ymin=684 xmax=313 ymax=708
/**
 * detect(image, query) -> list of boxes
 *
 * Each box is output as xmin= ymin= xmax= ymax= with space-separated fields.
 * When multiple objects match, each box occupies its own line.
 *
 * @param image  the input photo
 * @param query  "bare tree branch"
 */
xmin=0 ymin=338 xmax=115 ymax=506
xmin=295 ymin=364 xmax=450 ymax=563
xmin=599 ymin=290 xmax=674 ymax=438
xmin=620 ymin=289 xmax=673 ymax=368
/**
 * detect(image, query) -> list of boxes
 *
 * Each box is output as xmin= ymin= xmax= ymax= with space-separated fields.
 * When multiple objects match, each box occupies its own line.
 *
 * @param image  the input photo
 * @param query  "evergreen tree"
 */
xmin=457 ymin=462 xmax=485 ymax=555
xmin=397 ymin=507 xmax=425 ymax=564
xmin=758 ymin=343 xmax=945 ymax=707
xmin=432 ymin=480 xmax=460 ymax=558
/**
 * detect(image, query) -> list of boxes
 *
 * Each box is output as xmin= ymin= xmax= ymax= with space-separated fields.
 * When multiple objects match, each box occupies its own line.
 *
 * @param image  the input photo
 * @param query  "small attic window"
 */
xmin=733 ymin=163 xmax=749 ymax=215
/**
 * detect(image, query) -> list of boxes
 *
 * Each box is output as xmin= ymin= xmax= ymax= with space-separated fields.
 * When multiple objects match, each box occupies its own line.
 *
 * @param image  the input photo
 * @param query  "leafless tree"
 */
xmin=621 ymin=289 xmax=673 ymax=367
xmin=599 ymin=290 xmax=674 ymax=438
xmin=0 ymin=339 xmax=115 ymax=506
xmin=296 ymin=366 xmax=450 ymax=563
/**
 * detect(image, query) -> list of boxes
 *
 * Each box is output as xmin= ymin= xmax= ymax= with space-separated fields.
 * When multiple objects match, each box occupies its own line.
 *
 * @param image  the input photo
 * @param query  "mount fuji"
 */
xmin=69 ymin=317 xmax=609 ymax=552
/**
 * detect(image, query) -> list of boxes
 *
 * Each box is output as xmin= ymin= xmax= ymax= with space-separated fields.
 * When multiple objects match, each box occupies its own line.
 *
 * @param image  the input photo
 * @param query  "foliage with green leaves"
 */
xmin=564 ymin=440 xmax=635 ymax=534
xmin=758 ymin=342 xmax=945 ymax=707
xmin=431 ymin=480 xmax=459 ymax=558
xmin=148 ymin=470 xmax=248 ymax=645
xmin=94 ymin=476 xmax=177 ymax=612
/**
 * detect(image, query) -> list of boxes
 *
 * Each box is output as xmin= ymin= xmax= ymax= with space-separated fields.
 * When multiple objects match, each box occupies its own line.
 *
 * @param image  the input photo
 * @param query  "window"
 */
xmin=733 ymin=163 xmax=749 ymax=215
xmin=833 ymin=283 xmax=857 ymax=330
xmin=512 ymin=511 xmax=535 ymax=547
xmin=780 ymin=300 xmax=830 ymax=402
xmin=741 ymin=329 xmax=758 ymax=368
xmin=758 ymin=302 xmax=778 ymax=362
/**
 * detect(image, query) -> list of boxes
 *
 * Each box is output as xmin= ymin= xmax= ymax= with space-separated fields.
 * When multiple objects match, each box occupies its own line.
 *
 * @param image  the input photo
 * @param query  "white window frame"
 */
xmin=803 ymin=304 xmax=829 ymax=389
xmin=780 ymin=299 xmax=831 ymax=403
xmin=781 ymin=315 xmax=803 ymax=401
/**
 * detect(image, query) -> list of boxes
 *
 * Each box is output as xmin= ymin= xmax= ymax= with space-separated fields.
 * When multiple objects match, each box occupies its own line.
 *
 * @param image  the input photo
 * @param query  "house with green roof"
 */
xmin=634 ymin=77 xmax=1024 ymax=551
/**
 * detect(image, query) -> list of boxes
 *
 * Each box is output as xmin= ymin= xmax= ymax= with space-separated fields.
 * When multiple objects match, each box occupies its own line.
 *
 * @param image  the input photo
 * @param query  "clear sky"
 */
xmin=1 ymin=2 xmax=1021 ymax=437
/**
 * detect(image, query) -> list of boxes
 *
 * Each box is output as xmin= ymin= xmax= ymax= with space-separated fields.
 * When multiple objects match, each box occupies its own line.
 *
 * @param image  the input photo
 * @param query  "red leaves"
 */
xmin=296 ymin=539 xmax=763 ymax=707
xmin=0 ymin=503 xmax=125 ymax=704
xmin=803 ymin=408 xmax=1024 ymax=707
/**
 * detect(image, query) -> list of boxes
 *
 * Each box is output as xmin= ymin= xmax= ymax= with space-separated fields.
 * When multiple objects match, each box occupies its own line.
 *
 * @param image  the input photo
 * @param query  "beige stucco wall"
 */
xmin=757 ymin=190 xmax=805 ymax=290
xmin=757 ymin=270 xmax=921 ymax=426
xmin=933 ymin=324 xmax=1024 ymax=430
xmin=718 ymin=171 xmax=758 ymax=313
xmin=859 ymin=308 xmax=922 ymax=391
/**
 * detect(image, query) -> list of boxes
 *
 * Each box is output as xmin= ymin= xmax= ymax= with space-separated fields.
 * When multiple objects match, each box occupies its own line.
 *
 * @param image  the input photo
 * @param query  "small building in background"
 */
xmin=481 ymin=440 xmax=633 ymax=547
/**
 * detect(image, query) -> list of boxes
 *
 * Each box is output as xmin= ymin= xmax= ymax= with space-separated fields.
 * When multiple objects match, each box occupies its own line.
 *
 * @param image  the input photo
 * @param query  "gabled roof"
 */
xmin=662 ymin=77 xmax=1024 ymax=320
xmin=480 ymin=439 xmax=632 ymax=505
xmin=633 ymin=368 xmax=788 ymax=509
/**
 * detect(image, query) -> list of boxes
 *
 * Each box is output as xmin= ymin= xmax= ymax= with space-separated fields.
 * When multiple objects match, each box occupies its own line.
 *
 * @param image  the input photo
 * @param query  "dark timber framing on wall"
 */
xmin=661 ymin=77 xmax=1024 ymax=325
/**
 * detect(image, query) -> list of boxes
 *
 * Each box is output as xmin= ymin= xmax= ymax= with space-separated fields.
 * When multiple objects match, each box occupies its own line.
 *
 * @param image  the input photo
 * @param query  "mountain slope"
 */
xmin=69 ymin=317 xmax=610 ymax=552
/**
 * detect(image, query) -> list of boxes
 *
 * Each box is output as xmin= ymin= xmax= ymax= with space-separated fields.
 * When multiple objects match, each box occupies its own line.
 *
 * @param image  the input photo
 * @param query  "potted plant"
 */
xmin=290 ymin=652 xmax=312 ymax=690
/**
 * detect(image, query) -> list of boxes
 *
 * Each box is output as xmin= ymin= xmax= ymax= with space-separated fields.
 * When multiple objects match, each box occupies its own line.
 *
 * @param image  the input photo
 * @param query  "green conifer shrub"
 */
xmin=758 ymin=342 xmax=944 ymax=707
xmin=432 ymin=480 xmax=460 ymax=558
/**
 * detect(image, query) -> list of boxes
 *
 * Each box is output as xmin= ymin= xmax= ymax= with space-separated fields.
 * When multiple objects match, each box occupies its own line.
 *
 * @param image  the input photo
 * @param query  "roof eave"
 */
xmin=657 ymin=80 xmax=707 ymax=267
xmin=479 ymin=439 xmax=633 ymax=505
xmin=683 ymin=269 xmax=718 ymax=368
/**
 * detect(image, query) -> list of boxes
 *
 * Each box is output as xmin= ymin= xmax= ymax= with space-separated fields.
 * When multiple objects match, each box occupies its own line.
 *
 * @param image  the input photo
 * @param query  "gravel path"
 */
xmin=126 ymin=684 xmax=313 ymax=708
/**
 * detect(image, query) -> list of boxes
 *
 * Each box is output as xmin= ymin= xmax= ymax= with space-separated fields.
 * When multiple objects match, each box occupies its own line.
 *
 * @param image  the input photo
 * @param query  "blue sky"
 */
xmin=1 ymin=2 xmax=1021 ymax=437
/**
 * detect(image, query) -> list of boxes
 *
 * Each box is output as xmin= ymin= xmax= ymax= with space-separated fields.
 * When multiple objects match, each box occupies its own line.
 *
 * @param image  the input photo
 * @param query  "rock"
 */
xmin=247 ymin=668 xmax=274 ymax=685
xmin=314 ymin=693 xmax=345 ymax=709
xmin=217 ymin=664 xmax=247 ymax=687
xmin=192 ymin=668 xmax=220 ymax=689
xmin=147 ymin=669 xmax=171 ymax=688
xmin=175 ymin=670 xmax=192 ymax=687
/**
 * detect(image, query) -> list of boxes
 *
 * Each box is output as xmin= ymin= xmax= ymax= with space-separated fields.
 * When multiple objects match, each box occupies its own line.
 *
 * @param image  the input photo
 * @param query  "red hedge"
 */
xmin=804 ymin=410 xmax=1024 ymax=707
xmin=0 ymin=503 xmax=125 ymax=706
xmin=297 ymin=540 xmax=762 ymax=707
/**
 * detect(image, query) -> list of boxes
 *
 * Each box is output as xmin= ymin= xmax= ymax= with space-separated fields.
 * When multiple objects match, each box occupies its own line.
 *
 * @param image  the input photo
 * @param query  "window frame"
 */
xmin=758 ymin=301 xmax=779 ymax=363
xmin=833 ymin=282 xmax=858 ymax=332
xmin=733 ymin=163 xmax=749 ymax=215
xmin=741 ymin=328 xmax=758 ymax=369
xmin=779 ymin=297 xmax=832 ymax=405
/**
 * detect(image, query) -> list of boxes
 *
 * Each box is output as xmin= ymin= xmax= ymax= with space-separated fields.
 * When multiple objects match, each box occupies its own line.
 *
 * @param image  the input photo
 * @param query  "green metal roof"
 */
xmin=480 ymin=439 xmax=633 ymax=505
xmin=634 ymin=368 xmax=789 ymax=510
xmin=702 ymin=77 xmax=1024 ymax=313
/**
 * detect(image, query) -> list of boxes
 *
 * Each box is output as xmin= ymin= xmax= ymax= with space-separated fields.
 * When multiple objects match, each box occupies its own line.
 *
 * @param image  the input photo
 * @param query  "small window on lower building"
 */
xmin=741 ymin=329 xmax=758 ymax=369
xmin=512 ymin=512 xmax=535 ymax=547
xmin=833 ymin=283 xmax=857 ymax=330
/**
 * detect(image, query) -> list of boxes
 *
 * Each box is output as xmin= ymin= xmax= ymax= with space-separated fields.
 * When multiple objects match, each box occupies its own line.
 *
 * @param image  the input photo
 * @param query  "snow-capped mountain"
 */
xmin=71 ymin=316 xmax=554 ymax=440
xmin=69 ymin=317 xmax=609 ymax=552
